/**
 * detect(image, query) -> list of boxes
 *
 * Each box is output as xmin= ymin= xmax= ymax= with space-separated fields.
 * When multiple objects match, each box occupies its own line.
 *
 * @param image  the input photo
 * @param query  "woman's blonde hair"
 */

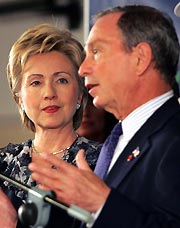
xmin=7 ymin=23 xmax=87 ymax=132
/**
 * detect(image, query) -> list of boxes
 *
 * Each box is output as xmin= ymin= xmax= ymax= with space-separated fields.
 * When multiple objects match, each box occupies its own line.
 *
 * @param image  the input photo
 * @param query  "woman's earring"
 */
xmin=21 ymin=105 xmax=25 ymax=112
xmin=76 ymin=104 xmax=80 ymax=110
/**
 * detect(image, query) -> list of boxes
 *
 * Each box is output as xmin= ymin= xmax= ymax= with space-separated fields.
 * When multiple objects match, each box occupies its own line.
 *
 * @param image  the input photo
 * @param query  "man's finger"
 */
xmin=75 ymin=149 xmax=92 ymax=171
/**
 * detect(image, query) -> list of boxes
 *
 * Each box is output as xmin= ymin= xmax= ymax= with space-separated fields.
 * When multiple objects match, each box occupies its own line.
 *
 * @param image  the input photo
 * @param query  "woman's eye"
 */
xmin=30 ymin=81 xmax=40 ymax=86
xmin=58 ymin=78 xmax=68 ymax=84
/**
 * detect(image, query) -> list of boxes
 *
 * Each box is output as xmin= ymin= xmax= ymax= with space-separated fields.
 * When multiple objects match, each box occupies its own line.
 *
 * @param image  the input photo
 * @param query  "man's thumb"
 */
xmin=75 ymin=149 xmax=92 ymax=171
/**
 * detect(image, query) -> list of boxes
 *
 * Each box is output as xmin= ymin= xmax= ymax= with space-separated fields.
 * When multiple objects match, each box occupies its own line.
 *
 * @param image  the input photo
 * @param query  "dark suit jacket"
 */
xmin=93 ymin=96 xmax=180 ymax=228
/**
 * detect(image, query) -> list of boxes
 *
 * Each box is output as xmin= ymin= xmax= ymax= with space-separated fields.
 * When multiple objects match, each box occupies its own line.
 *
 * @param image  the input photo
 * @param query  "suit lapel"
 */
xmin=105 ymin=97 xmax=180 ymax=188
xmin=105 ymin=125 xmax=150 ymax=188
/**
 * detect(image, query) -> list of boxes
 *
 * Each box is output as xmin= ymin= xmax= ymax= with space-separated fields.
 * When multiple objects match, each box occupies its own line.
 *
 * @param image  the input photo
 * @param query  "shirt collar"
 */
xmin=121 ymin=90 xmax=174 ymax=141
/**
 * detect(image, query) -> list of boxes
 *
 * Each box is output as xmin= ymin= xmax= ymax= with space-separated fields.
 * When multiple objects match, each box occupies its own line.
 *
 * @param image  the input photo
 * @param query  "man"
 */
xmin=29 ymin=5 xmax=180 ymax=227
xmin=0 ymin=189 xmax=17 ymax=227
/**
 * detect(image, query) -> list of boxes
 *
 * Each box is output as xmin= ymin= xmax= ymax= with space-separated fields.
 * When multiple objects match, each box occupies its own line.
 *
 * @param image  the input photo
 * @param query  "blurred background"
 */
xmin=0 ymin=0 xmax=180 ymax=147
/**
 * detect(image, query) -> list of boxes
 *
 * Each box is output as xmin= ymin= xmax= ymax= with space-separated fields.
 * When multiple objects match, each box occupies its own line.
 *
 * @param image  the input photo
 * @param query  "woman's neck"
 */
xmin=32 ymin=128 xmax=77 ymax=154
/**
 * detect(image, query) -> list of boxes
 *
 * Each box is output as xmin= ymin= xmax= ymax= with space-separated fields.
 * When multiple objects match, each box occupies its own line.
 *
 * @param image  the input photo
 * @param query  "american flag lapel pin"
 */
xmin=127 ymin=147 xmax=140 ymax=162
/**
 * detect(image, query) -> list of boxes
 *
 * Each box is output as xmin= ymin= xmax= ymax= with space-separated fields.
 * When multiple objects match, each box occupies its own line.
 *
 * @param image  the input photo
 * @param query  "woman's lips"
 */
xmin=81 ymin=120 xmax=93 ymax=127
xmin=43 ymin=106 xmax=60 ymax=113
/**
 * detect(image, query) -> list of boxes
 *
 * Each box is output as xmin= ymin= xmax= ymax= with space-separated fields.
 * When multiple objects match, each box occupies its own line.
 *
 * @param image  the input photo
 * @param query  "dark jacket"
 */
xmin=93 ymin=97 xmax=180 ymax=228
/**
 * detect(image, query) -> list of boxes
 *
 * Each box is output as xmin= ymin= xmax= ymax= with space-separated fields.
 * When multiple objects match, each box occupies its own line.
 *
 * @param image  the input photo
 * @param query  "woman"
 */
xmin=0 ymin=23 xmax=101 ymax=228
xmin=76 ymin=94 xmax=118 ymax=143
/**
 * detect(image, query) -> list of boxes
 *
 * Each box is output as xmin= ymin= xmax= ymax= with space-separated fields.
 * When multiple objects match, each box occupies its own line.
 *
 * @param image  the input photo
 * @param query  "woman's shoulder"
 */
xmin=76 ymin=136 xmax=102 ymax=151
xmin=0 ymin=139 xmax=32 ymax=157
xmin=71 ymin=136 xmax=102 ymax=170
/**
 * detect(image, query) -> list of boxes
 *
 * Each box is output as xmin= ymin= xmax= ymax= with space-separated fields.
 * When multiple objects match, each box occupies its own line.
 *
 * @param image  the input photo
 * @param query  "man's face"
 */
xmin=79 ymin=13 xmax=137 ymax=120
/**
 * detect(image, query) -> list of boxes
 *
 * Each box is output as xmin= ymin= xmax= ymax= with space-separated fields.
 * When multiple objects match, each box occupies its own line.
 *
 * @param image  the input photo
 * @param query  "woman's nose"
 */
xmin=44 ymin=84 xmax=57 ymax=100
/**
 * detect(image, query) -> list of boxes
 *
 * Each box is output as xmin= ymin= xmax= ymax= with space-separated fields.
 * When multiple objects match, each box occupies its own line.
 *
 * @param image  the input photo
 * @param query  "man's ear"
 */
xmin=133 ymin=42 xmax=153 ymax=76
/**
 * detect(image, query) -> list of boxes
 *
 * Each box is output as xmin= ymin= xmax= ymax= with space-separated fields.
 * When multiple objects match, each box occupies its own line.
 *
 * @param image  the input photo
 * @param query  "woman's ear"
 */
xmin=77 ymin=93 xmax=83 ymax=105
xmin=17 ymin=92 xmax=24 ymax=110
xmin=133 ymin=42 xmax=153 ymax=76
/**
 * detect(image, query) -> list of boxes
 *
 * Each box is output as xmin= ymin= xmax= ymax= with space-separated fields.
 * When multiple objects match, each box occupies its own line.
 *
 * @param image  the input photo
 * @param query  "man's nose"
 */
xmin=78 ymin=57 xmax=92 ymax=78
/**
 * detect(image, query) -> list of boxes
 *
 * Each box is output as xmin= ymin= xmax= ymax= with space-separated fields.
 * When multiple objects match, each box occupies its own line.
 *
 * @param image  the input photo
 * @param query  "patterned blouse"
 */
xmin=0 ymin=136 xmax=102 ymax=228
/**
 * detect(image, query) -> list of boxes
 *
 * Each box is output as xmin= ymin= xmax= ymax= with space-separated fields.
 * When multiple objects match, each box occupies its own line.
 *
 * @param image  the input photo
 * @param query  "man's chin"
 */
xmin=92 ymin=97 xmax=106 ymax=110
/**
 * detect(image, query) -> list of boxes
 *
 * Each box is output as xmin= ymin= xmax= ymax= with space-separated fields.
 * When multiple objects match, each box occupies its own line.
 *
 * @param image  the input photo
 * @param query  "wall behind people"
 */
xmin=0 ymin=1 xmax=84 ymax=147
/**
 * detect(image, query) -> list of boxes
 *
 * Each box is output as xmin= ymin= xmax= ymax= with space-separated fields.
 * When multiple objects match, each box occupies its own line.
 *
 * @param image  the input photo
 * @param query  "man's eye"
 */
xmin=92 ymin=48 xmax=98 ymax=54
xmin=58 ymin=78 xmax=68 ymax=84
xmin=30 ymin=81 xmax=40 ymax=86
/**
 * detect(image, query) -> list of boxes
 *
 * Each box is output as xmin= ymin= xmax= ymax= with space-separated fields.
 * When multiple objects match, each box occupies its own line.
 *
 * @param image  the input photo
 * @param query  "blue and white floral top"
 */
xmin=0 ymin=136 xmax=101 ymax=228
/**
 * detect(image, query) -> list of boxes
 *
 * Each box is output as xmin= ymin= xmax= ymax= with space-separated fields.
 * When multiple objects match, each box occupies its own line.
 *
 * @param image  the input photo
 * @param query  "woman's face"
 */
xmin=19 ymin=51 xmax=82 ymax=131
xmin=77 ymin=97 xmax=106 ymax=142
